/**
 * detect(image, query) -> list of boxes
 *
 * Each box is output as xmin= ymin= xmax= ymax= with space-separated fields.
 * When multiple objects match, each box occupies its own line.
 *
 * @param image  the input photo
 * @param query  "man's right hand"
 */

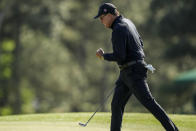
xmin=96 ymin=48 xmax=104 ymax=60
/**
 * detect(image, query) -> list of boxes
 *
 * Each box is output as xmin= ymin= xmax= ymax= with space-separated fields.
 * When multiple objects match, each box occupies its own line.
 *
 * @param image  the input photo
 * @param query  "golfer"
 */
xmin=94 ymin=3 xmax=179 ymax=131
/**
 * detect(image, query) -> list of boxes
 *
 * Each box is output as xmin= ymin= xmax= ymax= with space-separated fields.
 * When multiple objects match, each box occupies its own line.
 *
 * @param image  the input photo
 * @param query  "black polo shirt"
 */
xmin=103 ymin=15 xmax=145 ymax=66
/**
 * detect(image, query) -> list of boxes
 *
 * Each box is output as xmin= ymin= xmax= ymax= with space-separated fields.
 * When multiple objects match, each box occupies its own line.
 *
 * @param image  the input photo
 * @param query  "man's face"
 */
xmin=99 ymin=14 xmax=113 ymax=28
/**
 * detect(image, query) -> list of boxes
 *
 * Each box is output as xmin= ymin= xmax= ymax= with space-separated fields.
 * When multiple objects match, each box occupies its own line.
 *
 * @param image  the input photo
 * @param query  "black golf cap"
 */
xmin=94 ymin=3 xmax=117 ymax=19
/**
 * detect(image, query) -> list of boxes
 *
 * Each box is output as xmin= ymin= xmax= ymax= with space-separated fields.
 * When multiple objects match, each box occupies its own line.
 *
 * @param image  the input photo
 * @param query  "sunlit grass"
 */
xmin=0 ymin=112 xmax=195 ymax=131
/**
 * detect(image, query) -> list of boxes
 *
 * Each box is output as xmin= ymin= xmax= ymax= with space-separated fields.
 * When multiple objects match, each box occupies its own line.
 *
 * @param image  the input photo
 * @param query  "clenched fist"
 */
xmin=96 ymin=48 xmax=104 ymax=60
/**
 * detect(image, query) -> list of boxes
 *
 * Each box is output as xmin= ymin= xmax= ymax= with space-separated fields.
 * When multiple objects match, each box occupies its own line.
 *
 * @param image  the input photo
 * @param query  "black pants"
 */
xmin=110 ymin=63 xmax=178 ymax=131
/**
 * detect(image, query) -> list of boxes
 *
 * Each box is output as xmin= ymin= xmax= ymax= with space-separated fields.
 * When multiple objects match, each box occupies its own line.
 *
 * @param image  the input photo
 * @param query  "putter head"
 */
xmin=79 ymin=122 xmax=87 ymax=127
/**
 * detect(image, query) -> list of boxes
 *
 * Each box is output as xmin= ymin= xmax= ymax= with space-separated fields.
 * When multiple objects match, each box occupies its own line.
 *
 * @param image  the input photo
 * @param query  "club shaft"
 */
xmin=84 ymin=88 xmax=114 ymax=125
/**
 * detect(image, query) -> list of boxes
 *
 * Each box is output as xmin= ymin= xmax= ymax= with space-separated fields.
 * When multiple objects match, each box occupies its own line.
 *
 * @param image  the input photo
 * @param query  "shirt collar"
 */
xmin=110 ymin=15 xmax=123 ymax=29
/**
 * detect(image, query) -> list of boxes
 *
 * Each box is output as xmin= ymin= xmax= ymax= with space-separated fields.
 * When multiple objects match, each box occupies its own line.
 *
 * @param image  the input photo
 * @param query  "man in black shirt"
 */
xmin=94 ymin=3 xmax=178 ymax=131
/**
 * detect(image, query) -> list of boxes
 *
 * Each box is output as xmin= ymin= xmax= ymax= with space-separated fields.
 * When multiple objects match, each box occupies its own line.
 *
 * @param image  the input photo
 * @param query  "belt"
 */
xmin=119 ymin=60 xmax=144 ymax=71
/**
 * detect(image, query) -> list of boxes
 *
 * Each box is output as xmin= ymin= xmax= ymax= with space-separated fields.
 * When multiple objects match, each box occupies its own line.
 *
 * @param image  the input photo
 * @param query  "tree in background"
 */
xmin=0 ymin=0 xmax=195 ymax=115
xmin=147 ymin=0 xmax=196 ymax=113
xmin=0 ymin=0 xmax=63 ymax=114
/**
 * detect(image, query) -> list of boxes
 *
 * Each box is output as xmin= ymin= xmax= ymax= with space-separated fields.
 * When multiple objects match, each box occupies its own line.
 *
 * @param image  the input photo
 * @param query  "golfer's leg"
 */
xmin=133 ymin=79 xmax=178 ymax=131
xmin=121 ymin=90 xmax=132 ymax=115
xmin=111 ymin=81 xmax=132 ymax=131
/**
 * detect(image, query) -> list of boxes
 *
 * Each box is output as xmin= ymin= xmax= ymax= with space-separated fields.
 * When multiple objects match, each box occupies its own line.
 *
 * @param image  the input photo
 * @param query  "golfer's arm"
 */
xmin=103 ymin=53 xmax=116 ymax=61
xmin=103 ymin=29 xmax=126 ymax=62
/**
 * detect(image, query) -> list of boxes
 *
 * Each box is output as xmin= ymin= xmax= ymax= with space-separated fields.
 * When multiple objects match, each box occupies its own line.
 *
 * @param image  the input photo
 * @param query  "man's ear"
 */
xmin=108 ymin=13 xmax=113 ymax=17
xmin=108 ymin=13 xmax=116 ymax=20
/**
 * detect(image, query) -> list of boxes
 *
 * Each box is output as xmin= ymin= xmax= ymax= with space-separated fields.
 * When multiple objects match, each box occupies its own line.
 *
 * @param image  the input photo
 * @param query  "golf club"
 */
xmin=78 ymin=88 xmax=114 ymax=127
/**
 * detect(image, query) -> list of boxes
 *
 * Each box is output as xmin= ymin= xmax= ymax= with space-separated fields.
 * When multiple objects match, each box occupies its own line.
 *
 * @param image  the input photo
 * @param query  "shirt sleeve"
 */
xmin=103 ymin=28 xmax=127 ymax=63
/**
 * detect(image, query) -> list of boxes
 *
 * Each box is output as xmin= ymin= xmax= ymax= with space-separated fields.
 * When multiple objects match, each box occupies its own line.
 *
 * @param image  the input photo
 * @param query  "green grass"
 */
xmin=0 ymin=112 xmax=195 ymax=131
